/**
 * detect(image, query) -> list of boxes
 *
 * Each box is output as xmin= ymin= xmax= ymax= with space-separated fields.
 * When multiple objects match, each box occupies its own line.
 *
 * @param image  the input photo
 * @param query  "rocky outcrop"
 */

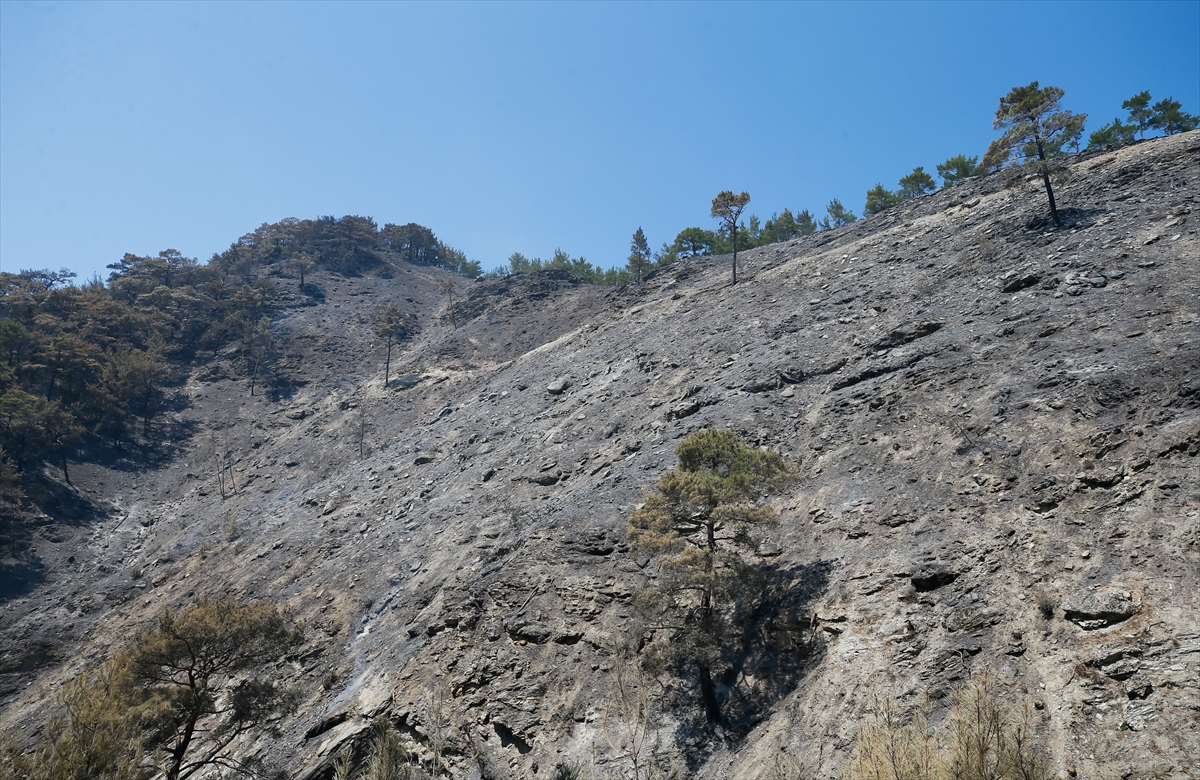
xmin=2 ymin=132 xmax=1198 ymax=780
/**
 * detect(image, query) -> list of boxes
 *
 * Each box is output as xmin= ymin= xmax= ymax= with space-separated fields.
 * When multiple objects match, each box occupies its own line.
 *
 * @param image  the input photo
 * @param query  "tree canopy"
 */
xmin=1122 ymin=91 xmax=1154 ymax=139
xmin=936 ymin=155 xmax=983 ymax=188
xmin=1086 ymin=92 xmax=1197 ymax=149
xmin=627 ymin=227 xmax=652 ymax=284
xmin=1148 ymin=96 xmax=1199 ymax=135
xmin=4 ymin=596 xmax=302 ymax=780
xmin=498 ymin=249 xmax=629 ymax=286
xmin=1088 ymin=117 xmax=1137 ymax=149
xmin=711 ymin=191 xmax=751 ymax=285
xmin=897 ymin=166 xmax=937 ymax=199
xmin=629 ymin=430 xmax=789 ymax=725
xmin=822 ymin=198 xmax=857 ymax=229
xmin=982 ymin=81 xmax=1086 ymax=227
xmin=864 ymin=184 xmax=902 ymax=216
xmin=673 ymin=227 xmax=716 ymax=258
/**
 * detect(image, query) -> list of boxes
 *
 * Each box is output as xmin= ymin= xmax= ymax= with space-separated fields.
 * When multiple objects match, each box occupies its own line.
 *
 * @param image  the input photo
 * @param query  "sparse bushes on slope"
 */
xmin=841 ymin=670 xmax=1051 ymax=780
xmin=333 ymin=719 xmax=426 ymax=780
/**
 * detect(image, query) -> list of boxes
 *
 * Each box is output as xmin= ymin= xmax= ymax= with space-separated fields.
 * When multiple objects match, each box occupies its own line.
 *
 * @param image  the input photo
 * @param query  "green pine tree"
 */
xmin=1088 ymin=117 xmax=1137 ymax=148
xmin=821 ymin=198 xmax=857 ymax=229
xmin=627 ymin=227 xmax=652 ymax=283
xmin=897 ymin=166 xmax=937 ymax=199
xmin=629 ymin=430 xmax=789 ymax=725
xmin=1149 ymin=97 xmax=1200 ymax=136
xmin=982 ymin=81 xmax=1086 ymax=227
xmin=864 ymin=184 xmax=901 ymax=216
xmin=936 ymin=155 xmax=982 ymax=188
xmin=710 ymin=191 xmax=751 ymax=285
xmin=1122 ymin=91 xmax=1154 ymax=139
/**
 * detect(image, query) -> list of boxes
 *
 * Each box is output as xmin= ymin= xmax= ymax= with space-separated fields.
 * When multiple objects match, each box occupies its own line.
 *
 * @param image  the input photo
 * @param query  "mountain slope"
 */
xmin=2 ymin=131 xmax=1198 ymax=780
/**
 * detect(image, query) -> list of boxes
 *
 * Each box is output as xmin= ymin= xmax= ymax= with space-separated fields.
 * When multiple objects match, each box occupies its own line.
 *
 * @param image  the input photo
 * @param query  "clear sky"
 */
xmin=2 ymin=0 xmax=1198 ymax=280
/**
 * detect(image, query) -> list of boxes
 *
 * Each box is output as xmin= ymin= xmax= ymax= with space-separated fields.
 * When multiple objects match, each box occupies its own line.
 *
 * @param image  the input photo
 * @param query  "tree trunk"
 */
xmin=698 ymin=522 xmax=721 ymax=723
xmin=1041 ymin=170 xmax=1060 ymax=227
xmin=1035 ymin=139 xmax=1061 ymax=228
xmin=698 ymin=664 xmax=721 ymax=724
xmin=167 ymin=715 xmax=197 ymax=780
xmin=61 ymin=452 xmax=70 ymax=485
xmin=384 ymin=340 xmax=392 ymax=387
xmin=731 ymin=226 xmax=738 ymax=286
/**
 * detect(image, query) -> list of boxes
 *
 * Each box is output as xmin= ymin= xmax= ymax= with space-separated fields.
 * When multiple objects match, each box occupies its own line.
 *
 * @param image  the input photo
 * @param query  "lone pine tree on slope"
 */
xmin=710 ymin=191 xmax=750 ymax=285
xmin=983 ymin=81 xmax=1086 ymax=228
xmin=628 ymin=430 xmax=789 ymax=725
xmin=628 ymin=227 xmax=652 ymax=284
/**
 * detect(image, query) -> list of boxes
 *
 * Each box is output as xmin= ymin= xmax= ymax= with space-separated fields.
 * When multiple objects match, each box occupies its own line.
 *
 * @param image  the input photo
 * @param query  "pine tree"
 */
xmin=936 ymin=155 xmax=982 ymax=188
xmin=292 ymin=253 xmax=315 ymax=289
xmin=1149 ymin=97 xmax=1200 ymax=135
xmin=242 ymin=317 xmax=274 ymax=397
xmin=864 ymin=184 xmax=901 ymax=216
xmin=821 ymin=198 xmax=857 ymax=229
xmin=1088 ymin=117 xmax=1137 ymax=148
xmin=1122 ymin=91 xmax=1154 ymax=139
xmin=711 ymin=191 xmax=751 ymax=285
xmin=627 ymin=227 xmax=652 ymax=283
xmin=794 ymin=208 xmax=818 ymax=236
xmin=761 ymin=208 xmax=818 ymax=243
xmin=897 ymin=166 xmax=937 ymax=199
xmin=374 ymin=304 xmax=411 ymax=387
xmin=437 ymin=278 xmax=458 ymax=330
xmin=673 ymin=227 xmax=715 ymax=257
xmin=982 ymin=81 xmax=1086 ymax=228
xmin=628 ymin=430 xmax=789 ymax=725
xmin=12 ymin=597 xmax=303 ymax=780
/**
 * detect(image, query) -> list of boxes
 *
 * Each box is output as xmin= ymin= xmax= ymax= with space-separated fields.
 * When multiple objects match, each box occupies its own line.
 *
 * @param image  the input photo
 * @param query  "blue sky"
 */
xmin=2 ymin=0 xmax=1198 ymax=280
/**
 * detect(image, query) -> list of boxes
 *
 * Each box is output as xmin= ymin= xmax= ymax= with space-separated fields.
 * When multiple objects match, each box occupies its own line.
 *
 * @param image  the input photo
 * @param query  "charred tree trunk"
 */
xmin=731 ymin=226 xmax=739 ymax=286
xmin=698 ymin=664 xmax=721 ymax=724
xmin=1035 ymin=139 xmax=1061 ymax=227
xmin=384 ymin=339 xmax=392 ymax=387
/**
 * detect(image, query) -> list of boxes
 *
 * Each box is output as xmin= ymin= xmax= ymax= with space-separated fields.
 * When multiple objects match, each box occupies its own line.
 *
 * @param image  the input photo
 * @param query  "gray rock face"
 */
xmin=1061 ymin=588 xmax=1137 ymax=629
xmin=2 ymin=132 xmax=1199 ymax=780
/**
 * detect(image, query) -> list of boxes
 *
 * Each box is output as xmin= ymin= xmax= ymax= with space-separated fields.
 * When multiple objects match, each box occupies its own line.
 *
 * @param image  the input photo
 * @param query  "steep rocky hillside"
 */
xmin=2 ymin=131 xmax=1198 ymax=779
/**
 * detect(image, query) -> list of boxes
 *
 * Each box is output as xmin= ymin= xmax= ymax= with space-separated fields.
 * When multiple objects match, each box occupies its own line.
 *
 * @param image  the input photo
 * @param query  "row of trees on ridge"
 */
xmin=636 ymin=83 xmax=1198 ymax=285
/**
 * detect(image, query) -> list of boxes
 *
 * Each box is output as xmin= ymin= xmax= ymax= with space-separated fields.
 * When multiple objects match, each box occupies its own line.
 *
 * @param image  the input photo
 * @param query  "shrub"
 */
xmin=1033 ymin=590 xmax=1056 ymax=620
xmin=842 ymin=669 xmax=1051 ymax=780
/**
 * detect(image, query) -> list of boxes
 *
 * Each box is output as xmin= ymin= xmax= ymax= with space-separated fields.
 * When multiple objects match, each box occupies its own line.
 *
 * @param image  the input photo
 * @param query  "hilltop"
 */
xmin=1 ymin=131 xmax=1198 ymax=779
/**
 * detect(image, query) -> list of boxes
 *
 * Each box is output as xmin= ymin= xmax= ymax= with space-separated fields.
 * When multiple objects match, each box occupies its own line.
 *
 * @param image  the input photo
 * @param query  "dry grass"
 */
xmin=1033 ymin=590 xmax=1057 ymax=620
xmin=840 ymin=669 xmax=1052 ymax=780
